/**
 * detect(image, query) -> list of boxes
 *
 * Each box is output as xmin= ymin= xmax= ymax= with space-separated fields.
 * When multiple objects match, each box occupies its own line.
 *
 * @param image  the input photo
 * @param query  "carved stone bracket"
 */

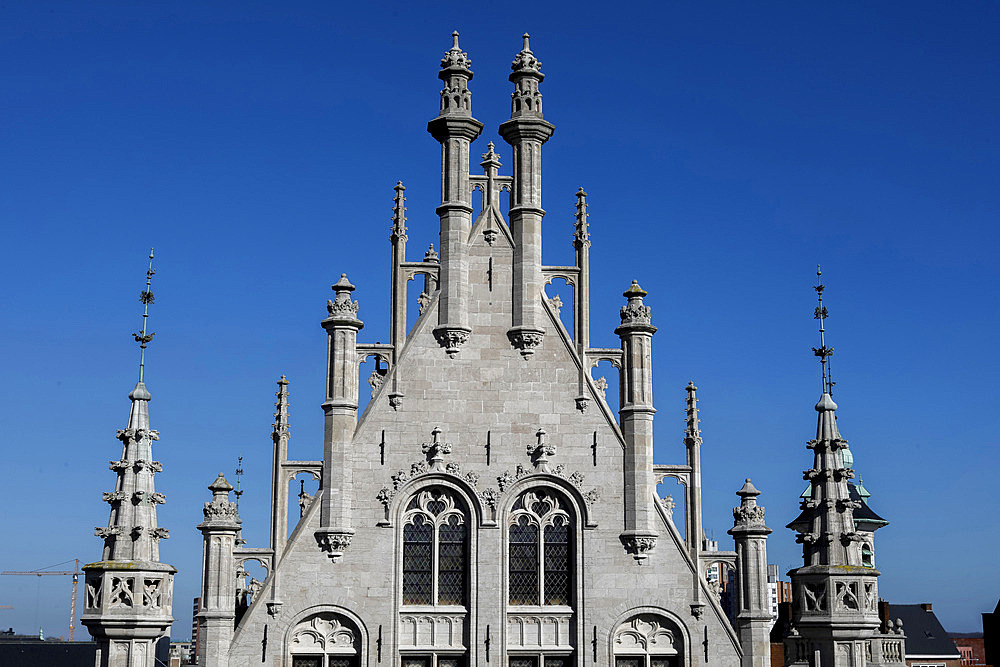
xmin=620 ymin=532 xmax=658 ymax=561
xmin=507 ymin=326 xmax=544 ymax=359
xmin=266 ymin=601 xmax=283 ymax=618
xmin=434 ymin=326 xmax=471 ymax=358
xmin=690 ymin=603 xmax=706 ymax=620
xmin=314 ymin=529 xmax=354 ymax=561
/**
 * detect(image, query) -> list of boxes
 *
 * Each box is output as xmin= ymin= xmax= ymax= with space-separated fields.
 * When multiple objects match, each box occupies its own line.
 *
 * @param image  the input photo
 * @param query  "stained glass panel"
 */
xmin=438 ymin=515 xmax=466 ymax=605
xmin=616 ymin=658 xmax=642 ymax=667
xmin=291 ymin=658 xmax=322 ymax=667
xmin=509 ymin=658 xmax=537 ymax=667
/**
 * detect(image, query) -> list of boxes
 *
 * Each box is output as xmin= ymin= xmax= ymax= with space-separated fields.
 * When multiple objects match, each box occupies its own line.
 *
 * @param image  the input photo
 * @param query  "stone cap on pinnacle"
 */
xmin=208 ymin=473 xmax=233 ymax=493
xmin=737 ymin=477 xmax=761 ymax=498
xmin=440 ymin=30 xmax=472 ymax=73
xmin=511 ymin=33 xmax=542 ymax=76
xmin=623 ymin=280 xmax=647 ymax=298
xmin=815 ymin=392 xmax=838 ymax=412
xmin=129 ymin=380 xmax=152 ymax=401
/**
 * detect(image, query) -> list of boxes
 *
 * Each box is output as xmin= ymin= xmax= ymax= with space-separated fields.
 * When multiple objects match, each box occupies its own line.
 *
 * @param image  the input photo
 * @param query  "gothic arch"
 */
xmin=284 ymin=605 xmax=369 ymax=667
xmin=607 ymin=607 xmax=690 ymax=667
xmin=500 ymin=474 xmax=597 ymax=529
xmin=385 ymin=473 xmax=488 ymax=528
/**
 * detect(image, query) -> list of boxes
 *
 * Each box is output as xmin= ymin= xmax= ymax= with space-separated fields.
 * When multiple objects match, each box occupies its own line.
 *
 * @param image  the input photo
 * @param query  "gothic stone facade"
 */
xmin=194 ymin=33 xmax=773 ymax=667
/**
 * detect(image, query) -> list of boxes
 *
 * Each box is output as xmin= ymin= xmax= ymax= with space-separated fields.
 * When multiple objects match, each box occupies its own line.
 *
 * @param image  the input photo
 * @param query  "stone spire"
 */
xmin=428 ymin=31 xmax=484 ymax=357
xmin=616 ymin=281 xmax=658 ymax=560
xmin=783 ymin=268 xmax=891 ymax=667
xmin=269 ymin=376 xmax=291 ymax=562
xmin=729 ymin=479 xmax=772 ymax=667
xmin=683 ymin=382 xmax=705 ymax=593
xmin=390 ymin=182 xmax=408 ymax=357
xmin=82 ymin=250 xmax=175 ymax=667
xmin=501 ymin=33 xmax=556 ymax=359
xmin=573 ymin=188 xmax=592 ymax=410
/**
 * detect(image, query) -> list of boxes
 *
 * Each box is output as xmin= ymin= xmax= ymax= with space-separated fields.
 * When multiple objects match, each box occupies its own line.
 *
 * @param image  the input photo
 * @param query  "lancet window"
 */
xmin=508 ymin=489 xmax=573 ymax=606
xmin=402 ymin=487 xmax=468 ymax=606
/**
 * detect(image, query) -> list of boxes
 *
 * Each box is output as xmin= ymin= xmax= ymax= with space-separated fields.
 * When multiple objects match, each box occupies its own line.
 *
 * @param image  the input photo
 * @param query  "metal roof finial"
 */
xmin=133 ymin=248 xmax=156 ymax=383
xmin=812 ymin=265 xmax=834 ymax=395
xmin=234 ymin=456 xmax=245 ymax=512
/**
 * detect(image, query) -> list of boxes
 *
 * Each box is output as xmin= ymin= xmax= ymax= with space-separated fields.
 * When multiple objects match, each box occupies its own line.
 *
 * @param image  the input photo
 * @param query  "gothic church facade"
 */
xmin=191 ymin=32 xmax=767 ymax=667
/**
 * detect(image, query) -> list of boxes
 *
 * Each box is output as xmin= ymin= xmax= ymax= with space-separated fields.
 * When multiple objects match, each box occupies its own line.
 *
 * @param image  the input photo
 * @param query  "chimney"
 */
xmin=921 ymin=603 xmax=933 ymax=612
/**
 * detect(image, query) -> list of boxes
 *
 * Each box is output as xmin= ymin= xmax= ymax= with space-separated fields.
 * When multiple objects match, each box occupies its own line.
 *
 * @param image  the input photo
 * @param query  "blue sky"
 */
xmin=1 ymin=1 xmax=997 ymax=638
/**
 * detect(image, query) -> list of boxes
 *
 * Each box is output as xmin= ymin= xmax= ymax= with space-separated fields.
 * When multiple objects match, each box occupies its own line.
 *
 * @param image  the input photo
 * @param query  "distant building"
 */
xmin=948 ymin=635 xmax=986 ymax=667
xmin=985 ymin=600 xmax=999 ymax=667
xmin=0 ymin=628 xmax=96 ymax=666
xmin=886 ymin=604 xmax=960 ymax=667
xmin=765 ymin=565 xmax=791 ymax=628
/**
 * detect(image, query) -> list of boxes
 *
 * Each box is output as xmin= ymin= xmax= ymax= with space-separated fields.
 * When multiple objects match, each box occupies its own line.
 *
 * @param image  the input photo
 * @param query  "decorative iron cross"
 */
xmin=421 ymin=426 xmax=453 ymax=471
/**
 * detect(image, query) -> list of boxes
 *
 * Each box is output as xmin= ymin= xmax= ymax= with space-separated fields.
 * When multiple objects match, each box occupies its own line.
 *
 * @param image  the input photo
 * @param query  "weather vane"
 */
xmin=234 ymin=456 xmax=245 ymax=511
xmin=133 ymin=248 xmax=156 ymax=382
xmin=812 ymin=265 xmax=835 ymax=395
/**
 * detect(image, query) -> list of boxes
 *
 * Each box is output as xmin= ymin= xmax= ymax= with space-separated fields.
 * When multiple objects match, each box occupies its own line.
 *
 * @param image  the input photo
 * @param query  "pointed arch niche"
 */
xmin=610 ymin=611 xmax=687 ymax=667
xmin=287 ymin=609 xmax=364 ymax=667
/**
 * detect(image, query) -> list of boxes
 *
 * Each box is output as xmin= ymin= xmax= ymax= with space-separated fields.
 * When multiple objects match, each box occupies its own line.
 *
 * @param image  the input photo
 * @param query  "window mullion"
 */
xmin=432 ymin=521 xmax=440 ymax=605
xmin=537 ymin=522 xmax=544 ymax=606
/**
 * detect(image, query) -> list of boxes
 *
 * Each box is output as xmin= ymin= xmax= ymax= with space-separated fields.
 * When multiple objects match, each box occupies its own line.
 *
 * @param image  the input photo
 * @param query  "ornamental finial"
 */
xmin=574 ymin=188 xmax=590 ymax=246
xmin=684 ymin=381 xmax=702 ymax=447
xmin=812 ymin=265 xmax=835 ymax=395
xmin=132 ymin=248 xmax=156 ymax=383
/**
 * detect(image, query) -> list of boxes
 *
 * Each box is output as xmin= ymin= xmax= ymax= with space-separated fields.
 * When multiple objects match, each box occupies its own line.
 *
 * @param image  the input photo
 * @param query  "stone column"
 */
xmin=427 ymin=32 xmax=483 ymax=357
xmin=615 ymin=281 xmax=658 ymax=560
xmin=728 ymin=479 xmax=773 ymax=667
xmin=316 ymin=274 xmax=363 ymax=560
xmin=196 ymin=474 xmax=241 ymax=667
xmin=390 ymin=182 xmax=408 ymax=358
xmin=269 ymin=376 xmax=290 ymax=563
xmin=500 ymin=34 xmax=555 ymax=359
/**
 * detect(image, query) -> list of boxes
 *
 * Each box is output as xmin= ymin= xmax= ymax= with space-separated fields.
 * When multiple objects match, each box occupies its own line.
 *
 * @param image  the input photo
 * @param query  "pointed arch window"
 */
xmin=508 ymin=489 xmax=573 ymax=606
xmin=402 ymin=488 xmax=468 ymax=606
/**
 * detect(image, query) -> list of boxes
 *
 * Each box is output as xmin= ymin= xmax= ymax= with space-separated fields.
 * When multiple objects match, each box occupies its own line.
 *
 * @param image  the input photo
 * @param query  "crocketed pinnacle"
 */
xmin=272 ymin=375 xmax=290 ymax=443
xmin=511 ymin=33 xmax=542 ymax=75
xmin=684 ymin=381 xmax=702 ymax=447
xmin=574 ymin=188 xmax=590 ymax=247
xmin=440 ymin=30 xmax=472 ymax=72
xmin=391 ymin=181 xmax=407 ymax=243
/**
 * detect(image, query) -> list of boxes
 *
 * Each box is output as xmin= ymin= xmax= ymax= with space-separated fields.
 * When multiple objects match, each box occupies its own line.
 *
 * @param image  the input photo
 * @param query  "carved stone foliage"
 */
xmin=613 ymin=614 xmax=679 ymax=655
xmin=508 ymin=327 xmax=545 ymax=359
xmin=142 ymin=578 xmax=162 ymax=608
xmin=433 ymin=326 xmax=471 ymax=358
xmin=85 ymin=577 xmax=102 ymax=609
xmin=496 ymin=463 xmax=599 ymax=509
xmin=289 ymin=613 xmax=357 ymax=656
xmin=733 ymin=504 xmax=766 ymax=526
xmin=620 ymin=534 xmax=657 ymax=560
xmin=203 ymin=496 xmax=238 ymax=521
xmin=314 ymin=530 xmax=354 ymax=561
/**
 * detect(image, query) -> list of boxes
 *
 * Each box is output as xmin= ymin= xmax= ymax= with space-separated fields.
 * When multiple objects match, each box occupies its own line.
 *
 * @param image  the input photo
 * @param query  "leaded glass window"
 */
xmin=508 ymin=489 xmax=573 ymax=607
xmin=402 ymin=488 xmax=468 ymax=606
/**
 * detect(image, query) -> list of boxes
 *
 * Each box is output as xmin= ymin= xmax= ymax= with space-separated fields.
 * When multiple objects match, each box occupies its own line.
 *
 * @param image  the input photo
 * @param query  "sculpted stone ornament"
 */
xmin=507 ymin=326 xmax=544 ymax=359
xmin=314 ymin=529 xmax=354 ymax=561
xmin=326 ymin=274 xmax=362 ymax=323
xmin=620 ymin=532 xmax=658 ymax=561
xmin=618 ymin=281 xmax=654 ymax=329
xmin=266 ymin=601 xmax=283 ymax=618
xmin=433 ymin=326 xmax=471 ymax=358
xmin=526 ymin=428 xmax=555 ymax=472
xmin=575 ymin=396 xmax=589 ymax=413
xmin=421 ymin=426 xmax=453 ymax=471
xmin=416 ymin=292 xmax=431 ymax=316
xmin=388 ymin=392 xmax=404 ymax=410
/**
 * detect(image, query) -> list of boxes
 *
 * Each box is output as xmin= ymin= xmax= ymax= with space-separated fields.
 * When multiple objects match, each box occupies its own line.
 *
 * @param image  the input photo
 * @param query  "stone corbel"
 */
xmin=266 ymin=601 xmax=283 ymax=618
xmin=620 ymin=531 xmax=657 ymax=561
xmin=507 ymin=326 xmax=544 ymax=359
xmin=314 ymin=529 xmax=354 ymax=561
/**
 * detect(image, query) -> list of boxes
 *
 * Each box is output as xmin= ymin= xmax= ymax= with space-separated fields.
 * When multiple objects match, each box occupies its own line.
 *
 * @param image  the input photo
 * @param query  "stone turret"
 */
xmin=784 ymin=269 xmax=904 ymax=667
xmin=82 ymin=251 xmax=175 ymax=667
xmin=316 ymin=273 xmax=363 ymax=560
xmin=729 ymin=479 xmax=772 ymax=667
xmin=500 ymin=34 xmax=556 ymax=359
xmin=196 ymin=474 xmax=241 ymax=667
xmin=616 ymin=281 xmax=658 ymax=560
xmin=427 ymin=31 xmax=484 ymax=357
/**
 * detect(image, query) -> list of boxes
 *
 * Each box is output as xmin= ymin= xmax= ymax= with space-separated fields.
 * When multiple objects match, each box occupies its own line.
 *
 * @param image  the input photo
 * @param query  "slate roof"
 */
xmin=0 ymin=640 xmax=96 ymax=666
xmin=887 ymin=604 xmax=961 ymax=658
xmin=788 ymin=481 xmax=888 ymax=533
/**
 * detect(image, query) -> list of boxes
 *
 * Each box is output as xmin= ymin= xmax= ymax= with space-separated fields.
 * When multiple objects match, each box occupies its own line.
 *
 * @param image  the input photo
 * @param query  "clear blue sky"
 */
xmin=1 ymin=1 xmax=997 ymax=639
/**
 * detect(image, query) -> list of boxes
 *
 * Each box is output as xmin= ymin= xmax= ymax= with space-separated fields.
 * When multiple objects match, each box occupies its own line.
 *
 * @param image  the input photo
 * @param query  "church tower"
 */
xmin=82 ymin=251 xmax=176 ymax=667
xmin=783 ymin=269 xmax=905 ymax=667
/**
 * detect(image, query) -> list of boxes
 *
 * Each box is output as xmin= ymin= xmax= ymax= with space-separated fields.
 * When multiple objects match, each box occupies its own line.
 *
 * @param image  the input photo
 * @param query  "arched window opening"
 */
xmin=508 ymin=489 xmax=573 ymax=607
xmin=613 ymin=614 xmax=681 ymax=667
xmin=289 ymin=612 xmax=360 ymax=667
xmin=861 ymin=542 xmax=874 ymax=568
xmin=402 ymin=487 xmax=468 ymax=606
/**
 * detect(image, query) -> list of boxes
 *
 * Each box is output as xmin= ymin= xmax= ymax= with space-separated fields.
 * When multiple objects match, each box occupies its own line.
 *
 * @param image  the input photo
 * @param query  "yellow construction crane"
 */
xmin=1 ymin=559 xmax=81 ymax=640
